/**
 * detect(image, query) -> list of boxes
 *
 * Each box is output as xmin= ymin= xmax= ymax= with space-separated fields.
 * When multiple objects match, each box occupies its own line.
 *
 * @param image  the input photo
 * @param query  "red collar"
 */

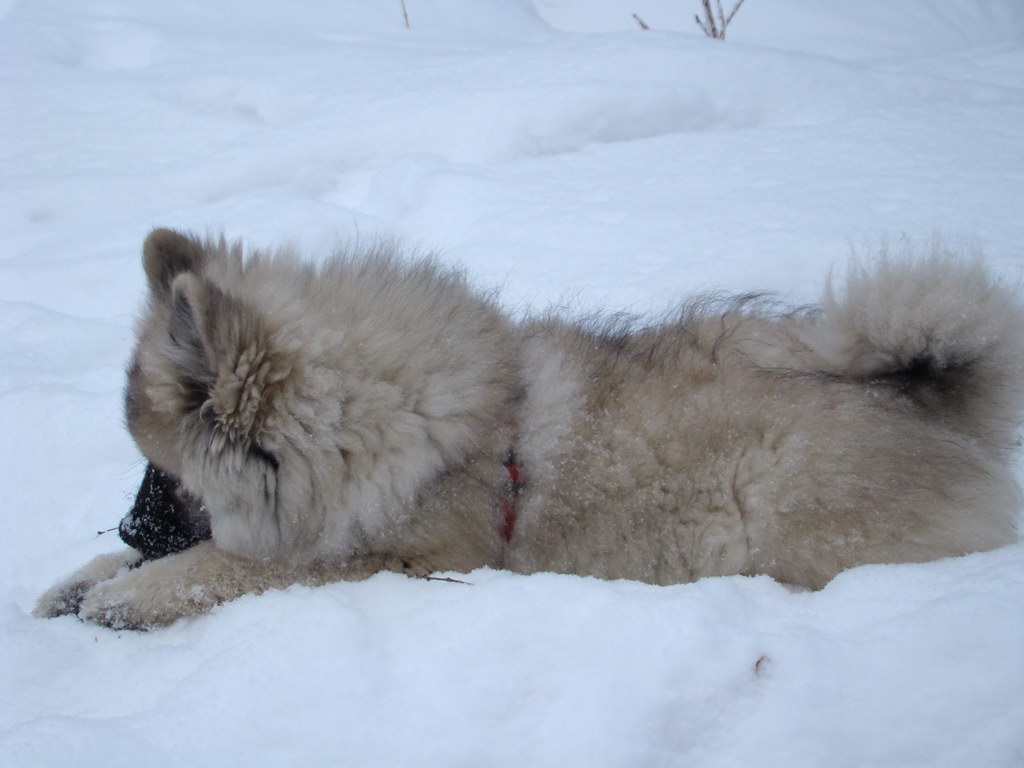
xmin=501 ymin=452 xmax=524 ymax=543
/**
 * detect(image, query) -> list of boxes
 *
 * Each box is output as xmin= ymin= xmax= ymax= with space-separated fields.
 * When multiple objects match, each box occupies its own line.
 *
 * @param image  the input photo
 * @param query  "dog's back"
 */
xmin=508 ymin=253 xmax=1022 ymax=588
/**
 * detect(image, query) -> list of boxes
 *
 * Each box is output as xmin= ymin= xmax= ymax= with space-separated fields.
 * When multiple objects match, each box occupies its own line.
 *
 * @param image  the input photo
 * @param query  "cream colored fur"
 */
xmin=36 ymin=232 xmax=1023 ymax=629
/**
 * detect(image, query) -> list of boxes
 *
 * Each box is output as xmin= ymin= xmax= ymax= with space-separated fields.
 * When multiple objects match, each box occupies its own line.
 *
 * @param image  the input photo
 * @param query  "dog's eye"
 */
xmin=249 ymin=443 xmax=279 ymax=472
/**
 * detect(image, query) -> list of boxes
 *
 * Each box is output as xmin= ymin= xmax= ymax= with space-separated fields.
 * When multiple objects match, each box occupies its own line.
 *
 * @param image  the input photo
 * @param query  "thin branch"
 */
xmin=722 ymin=0 xmax=747 ymax=30
xmin=694 ymin=0 xmax=746 ymax=40
xmin=699 ymin=0 xmax=719 ymax=38
xmin=632 ymin=13 xmax=650 ymax=31
xmin=418 ymin=574 xmax=473 ymax=585
xmin=400 ymin=0 xmax=410 ymax=29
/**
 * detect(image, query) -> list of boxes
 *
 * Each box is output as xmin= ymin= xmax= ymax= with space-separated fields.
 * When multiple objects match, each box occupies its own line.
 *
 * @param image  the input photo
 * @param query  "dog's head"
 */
xmin=125 ymin=229 xmax=299 ymax=557
xmin=124 ymin=229 xmax=519 ymax=561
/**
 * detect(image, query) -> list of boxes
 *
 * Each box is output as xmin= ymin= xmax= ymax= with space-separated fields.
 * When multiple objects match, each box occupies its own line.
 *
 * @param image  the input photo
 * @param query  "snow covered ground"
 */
xmin=3 ymin=1 xmax=1024 ymax=765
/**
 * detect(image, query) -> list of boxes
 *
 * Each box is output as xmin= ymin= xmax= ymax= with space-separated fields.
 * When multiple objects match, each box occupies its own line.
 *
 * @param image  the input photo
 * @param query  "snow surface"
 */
xmin=2 ymin=1 xmax=1024 ymax=765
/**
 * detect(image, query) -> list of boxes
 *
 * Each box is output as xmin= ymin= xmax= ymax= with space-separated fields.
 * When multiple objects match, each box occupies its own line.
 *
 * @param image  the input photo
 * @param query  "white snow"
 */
xmin=2 ymin=1 xmax=1024 ymax=765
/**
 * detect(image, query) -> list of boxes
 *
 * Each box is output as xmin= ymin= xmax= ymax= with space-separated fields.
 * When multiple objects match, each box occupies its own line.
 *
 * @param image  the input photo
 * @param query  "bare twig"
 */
xmin=400 ymin=0 xmax=410 ymax=29
xmin=695 ymin=0 xmax=747 ymax=40
xmin=696 ymin=0 xmax=718 ymax=38
xmin=721 ymin=0 xmax=747 ymax=29
xmin=632 ymin=13 xmax=650 ymax=31
xmin=418 ymin=574 xmax=473 ymax=585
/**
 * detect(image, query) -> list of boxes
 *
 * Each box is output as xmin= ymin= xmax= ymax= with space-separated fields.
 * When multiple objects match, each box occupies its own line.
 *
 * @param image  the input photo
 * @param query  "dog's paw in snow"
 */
xmin=76 ymin=572 xmax=200 ymax=631
xmin=75 ymin=540 xmax=311 ymax=630
xmin=34 ymin=548 xmax=143 ymax=619
xmin=71 ymin=541 xmax=419 ymax=630
xmin=73 ymin=542 xmax=231 ymax=629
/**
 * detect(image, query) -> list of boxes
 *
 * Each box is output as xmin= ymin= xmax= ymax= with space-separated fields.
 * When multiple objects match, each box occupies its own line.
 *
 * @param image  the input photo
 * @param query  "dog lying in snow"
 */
xmin=36 ymin=229 xmax=1022 ymax=629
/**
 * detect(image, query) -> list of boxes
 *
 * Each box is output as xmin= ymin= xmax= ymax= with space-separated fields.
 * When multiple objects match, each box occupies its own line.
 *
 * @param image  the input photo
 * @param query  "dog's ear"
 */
xmin=166 ymin=272 xmax=219 ymax=384
xmin=143 ymin=228 xmax=208 ymax=300
xmin=167 ymin=273 xmax=285 ymax=441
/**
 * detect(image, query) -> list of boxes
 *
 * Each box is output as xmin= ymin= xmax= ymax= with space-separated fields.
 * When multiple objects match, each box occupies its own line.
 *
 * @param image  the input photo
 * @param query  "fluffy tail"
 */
xmin=803 ymin=246 xmax=1024 ymax=454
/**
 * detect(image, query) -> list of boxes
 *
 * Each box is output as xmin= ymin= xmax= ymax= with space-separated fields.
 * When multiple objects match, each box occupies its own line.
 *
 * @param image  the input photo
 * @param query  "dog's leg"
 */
xmin=74 ymin=540 xmax=414 ymax=630
xmin=34 ymin=547 xmax=143 ymax=618
xmin=76 ymin=540 xmax=305 ymax=629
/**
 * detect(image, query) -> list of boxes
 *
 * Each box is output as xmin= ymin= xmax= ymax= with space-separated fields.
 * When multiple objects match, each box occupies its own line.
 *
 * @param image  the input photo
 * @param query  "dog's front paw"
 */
xmin=76 ymin=541 xmax=246 ymax=630
xmin=71 ymin=540 xmax=312 ymax=630
xmin=76 ymin=563 xmax=207 ymax=631
xmin=34 ymin=580 xmax=92 ymax=619
xmin=76 ymin=583 xmax=166 ymax=631
xmin=34 ymin=548 xmax=143 ymax=619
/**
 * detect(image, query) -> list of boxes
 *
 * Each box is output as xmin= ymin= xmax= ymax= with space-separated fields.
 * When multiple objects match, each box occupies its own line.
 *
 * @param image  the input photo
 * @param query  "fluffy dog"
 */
xmin=36 ymin=229 xmax=1022 ymax=629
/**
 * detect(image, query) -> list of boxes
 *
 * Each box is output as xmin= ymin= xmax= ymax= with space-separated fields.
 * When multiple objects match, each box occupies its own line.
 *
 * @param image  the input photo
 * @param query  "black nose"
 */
xmin=118 ymin=462 xmax=212 ymax=560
